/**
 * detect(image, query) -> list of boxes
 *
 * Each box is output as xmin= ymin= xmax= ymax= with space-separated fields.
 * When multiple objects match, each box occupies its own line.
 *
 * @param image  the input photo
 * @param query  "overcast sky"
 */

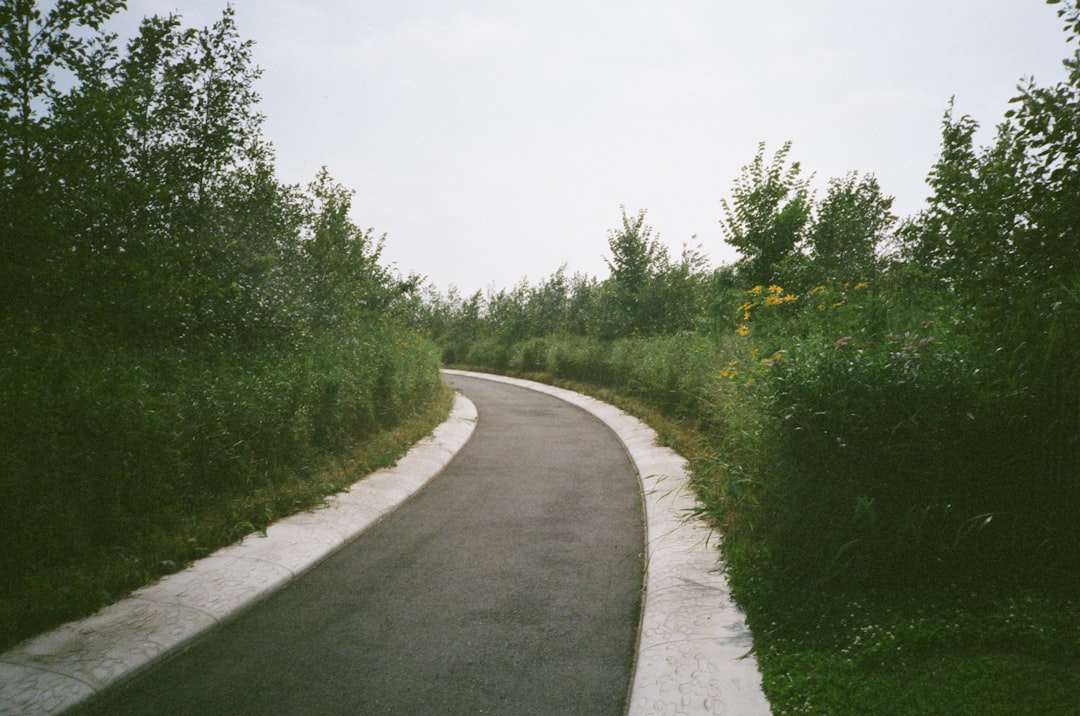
xmin=114 ymin=1 xmax=1072 ymax=294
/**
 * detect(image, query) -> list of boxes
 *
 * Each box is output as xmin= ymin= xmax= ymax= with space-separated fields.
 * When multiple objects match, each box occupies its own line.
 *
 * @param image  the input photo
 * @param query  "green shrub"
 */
xmin=0 ymin=318 xmax=441 ymax=648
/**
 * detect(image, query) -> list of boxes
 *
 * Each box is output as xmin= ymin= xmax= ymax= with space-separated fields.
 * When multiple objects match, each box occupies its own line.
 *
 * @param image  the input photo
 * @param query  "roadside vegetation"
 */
xmin=416 ymin=2 xmax=1080 ymax=712
xmin=1 ymin=2 xmax=446 ymax=651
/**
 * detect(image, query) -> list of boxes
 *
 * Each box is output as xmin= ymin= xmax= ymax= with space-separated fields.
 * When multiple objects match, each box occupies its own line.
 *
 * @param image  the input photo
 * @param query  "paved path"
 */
xmin=72 ymin=374 xmax=645 ymax=715
xmin=1 ymin=371 xmax=770 ymax=715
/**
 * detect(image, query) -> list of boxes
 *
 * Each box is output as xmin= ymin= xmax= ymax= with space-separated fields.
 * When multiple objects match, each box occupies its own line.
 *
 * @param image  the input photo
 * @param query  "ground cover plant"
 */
xmin=418 ymin=3 xmax=1080 ymax=710
xmin=1 ymin=2 xmax=445 ymax=650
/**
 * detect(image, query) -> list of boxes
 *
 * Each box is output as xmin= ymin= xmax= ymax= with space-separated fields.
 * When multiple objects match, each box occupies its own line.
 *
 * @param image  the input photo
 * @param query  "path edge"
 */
xmin=0 ymin=393 xmax=478 ymax=716
xmin=443 ymin=369 xmax=771 ymax=716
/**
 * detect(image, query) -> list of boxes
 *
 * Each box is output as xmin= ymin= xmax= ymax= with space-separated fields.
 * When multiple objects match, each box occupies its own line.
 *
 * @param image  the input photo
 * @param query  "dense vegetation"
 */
xmin=1 ymin=1 xmax=443 ymax=649
xmin=418 ymin=2 xmax=1080 ymax=711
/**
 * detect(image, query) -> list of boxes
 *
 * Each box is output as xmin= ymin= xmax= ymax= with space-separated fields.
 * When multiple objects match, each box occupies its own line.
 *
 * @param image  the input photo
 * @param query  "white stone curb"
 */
xmin=444 ymin=370 xmax=771 ymax=716
xmin=0 ymin=394 xmax=479 ymax=716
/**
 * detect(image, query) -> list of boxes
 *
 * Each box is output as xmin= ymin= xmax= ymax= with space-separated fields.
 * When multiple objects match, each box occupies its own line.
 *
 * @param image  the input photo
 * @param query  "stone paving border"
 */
xmin=444 ymin=370 xmax=770 ymax=716
xmin=0 ymin=394 xmax=478 ymax=716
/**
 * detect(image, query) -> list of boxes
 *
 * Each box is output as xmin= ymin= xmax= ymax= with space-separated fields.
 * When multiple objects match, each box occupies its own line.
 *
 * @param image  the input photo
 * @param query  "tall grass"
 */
xmin=0 ymin=321 xmax=443 ymax=650
xmin=443 ymin=271 xmax=1080 ymax=593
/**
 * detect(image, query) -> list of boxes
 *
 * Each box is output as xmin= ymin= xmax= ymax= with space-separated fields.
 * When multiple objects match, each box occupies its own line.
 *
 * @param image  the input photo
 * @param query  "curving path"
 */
xmin=1 ymin=371 xmax=769 ymax=715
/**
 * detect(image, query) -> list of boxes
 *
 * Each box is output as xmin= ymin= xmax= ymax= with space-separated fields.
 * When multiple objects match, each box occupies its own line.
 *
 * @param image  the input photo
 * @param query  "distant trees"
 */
xmin=417 ymin=160 xmax=901 ymax=353
xmin=603 ymin=208 xmax=665 ymax=336
xmin=415 ymin=207 xmax=714 ymax=356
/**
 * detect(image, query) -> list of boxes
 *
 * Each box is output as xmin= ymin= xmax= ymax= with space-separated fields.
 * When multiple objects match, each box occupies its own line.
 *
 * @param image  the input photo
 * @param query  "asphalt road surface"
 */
xmin=73 ymin=374 xmax=645 ymax=715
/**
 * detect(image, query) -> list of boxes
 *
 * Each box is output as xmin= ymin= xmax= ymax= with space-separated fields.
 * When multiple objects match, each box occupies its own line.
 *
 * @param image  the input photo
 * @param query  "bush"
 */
xmin=0 ymin=321 xmax=441 ymax=647
xmin=717 ymin=274 xmax=1079 ymax=588
xmin=0 ymin=2 xmax=445 ymax=649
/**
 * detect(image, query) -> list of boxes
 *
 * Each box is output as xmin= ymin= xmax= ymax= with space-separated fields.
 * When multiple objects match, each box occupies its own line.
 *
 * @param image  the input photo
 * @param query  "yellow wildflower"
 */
xmin=811 ymin=285 xmax=826 ymax=294
xmin=749 ymin=348 xmax=760 ymax=358
xmin=768 ymin=284 xmax=784 ymax=295
xmin=743 ymin=311 xmax=752 ymax=321
xmin=748 ymin=285 xmax=763 ymax=295
xmin=854 ymin=281 xmax=869 ymax=290
xmin=783 ymin=294 xmax=798 ymax=303
xmin=765 ymin=295 xmax=782 ymax=306
xmin=737 ymin=324 xmax=750 ymax=336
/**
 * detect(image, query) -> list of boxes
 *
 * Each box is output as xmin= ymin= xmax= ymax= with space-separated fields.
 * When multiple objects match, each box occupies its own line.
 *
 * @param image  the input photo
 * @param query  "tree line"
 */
xmin=1 ymin=1 xmax=441 ymax=648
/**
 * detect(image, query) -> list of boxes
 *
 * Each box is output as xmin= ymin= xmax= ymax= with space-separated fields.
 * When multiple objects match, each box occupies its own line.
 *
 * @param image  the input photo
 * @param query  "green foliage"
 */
xmin=423 ymin=0 xmax=1079 ymax=603
xmin=417 ymin=208 xmax=715 ymax=350
xmin=2 ymin=5 xmax=281 ymax=341
xmin=1 ymin=0 xmax=126 ymax=315
xmin=807 ymin=172 xmax=895 ymax=285
xmin=598 ymin=209 xmax=713 ymax=338
xmin=747 ymin=584 xmax=1080 ymax=715
xmin=602 ymin=207 xmax=666 ymax=336
xmin=421 ymin=5 xmax=1080 ymax=710
xmin=0 ymin=2 xmax=442 ymax=649
xmin=1008 ymin=0 xmax=1080 ymax=286
xmin=902 ymin=11 xmax=1079 ymax=309
xmin=720 ymin=141 xmax=812 ymax=287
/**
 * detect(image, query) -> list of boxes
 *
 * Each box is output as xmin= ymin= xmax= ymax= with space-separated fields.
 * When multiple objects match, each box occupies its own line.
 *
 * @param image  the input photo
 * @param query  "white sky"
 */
xmin=113 ymin=1 xmax=1072 ymax=294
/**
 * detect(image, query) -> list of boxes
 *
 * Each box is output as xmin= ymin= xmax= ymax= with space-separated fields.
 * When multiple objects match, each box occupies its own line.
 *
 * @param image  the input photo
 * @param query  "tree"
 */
xmin=527 ymin=265 xmax=572 ymax=335
xmin=901 ymin=0 xmax=1079 ymax=299
xmin=1003 ymin=0 xmax=1080 ymax=289
xmin=299 ymin=167 xmax=415 ymax=331
xmin=902 ymin=82 xmax=1074 ymax=305
xmin=720 ymin=141 xmax=812 ymax=287
xmin=1 ymin=4 xmax=280 ymax=343
xmin=648 ymin=242 xmax=710 ymax=334
xmin=808 ymin=172 xmax=895 ymax=283
xmin=564 ymin=270 xmax=600 ymax=336
xmin=0 ymin=0 xmax=126 ymax=317
xmin=0 ymin=0 xmax=124 ymax=173
xmin=601 ymin=207 xmax=668 ymax=337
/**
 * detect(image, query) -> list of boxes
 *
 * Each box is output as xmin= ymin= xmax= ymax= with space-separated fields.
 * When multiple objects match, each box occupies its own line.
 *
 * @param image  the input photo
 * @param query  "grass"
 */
xmin=0 ymin=382 xmax=454 ymax=653
xmin=745 ymin=582 xmax=1080 ymax=715
xmin=452 ymin=363 xmax=1080 ymax=715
